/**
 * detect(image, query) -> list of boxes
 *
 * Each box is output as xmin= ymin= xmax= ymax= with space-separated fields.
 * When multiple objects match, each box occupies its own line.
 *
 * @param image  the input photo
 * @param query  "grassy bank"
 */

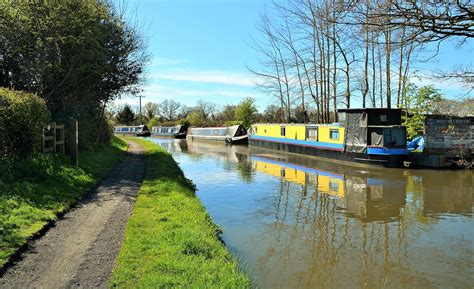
xmin=109 ymin=138 xmax=251 ymax=288
xmin=0 ymin=137 xmax=128 ymax=267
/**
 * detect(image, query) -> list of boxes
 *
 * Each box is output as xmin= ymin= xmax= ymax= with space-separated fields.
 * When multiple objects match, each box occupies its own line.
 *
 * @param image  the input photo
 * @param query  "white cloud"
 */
xmin=113 ymin=83 xmax=268 ymax=108
xmin=150 ymin=70 xmax=256 ymax=87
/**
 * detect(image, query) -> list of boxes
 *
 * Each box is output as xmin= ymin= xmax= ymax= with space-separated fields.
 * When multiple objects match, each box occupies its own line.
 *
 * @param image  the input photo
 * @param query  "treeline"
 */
xmin=250 ymin=0 xmax=473 ymax=123
xmin=110 ymin=98 xmax=270 ymax=128
xmin=0 ymin=0 xmax=147 ymax=146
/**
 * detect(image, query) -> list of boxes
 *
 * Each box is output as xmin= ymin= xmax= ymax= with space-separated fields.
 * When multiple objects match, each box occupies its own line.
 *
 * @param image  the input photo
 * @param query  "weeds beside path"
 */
xmin=0 ymin=137 xmax=128 ymax=269
xmin=109 ymin=138 xmax=251 ymax=288
xmin=0 ymin=138 xmax=146 ymax=288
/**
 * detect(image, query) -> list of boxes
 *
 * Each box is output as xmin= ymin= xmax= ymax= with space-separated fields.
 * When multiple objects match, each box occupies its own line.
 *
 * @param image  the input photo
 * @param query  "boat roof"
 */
xmin=152 ymin=125 xmax=182 ymax=129
xmin=253 ymin=123 xmax=343 ymax=127
xmin=190 ymin=125 xmax=240 ymax=129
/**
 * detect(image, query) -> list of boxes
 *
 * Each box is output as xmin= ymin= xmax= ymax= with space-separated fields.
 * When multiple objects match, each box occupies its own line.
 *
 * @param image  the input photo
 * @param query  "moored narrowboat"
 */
xmin=187 ymin=125 xmax=248 ymax=144
xmin=151 ymin=124 xmax=187 ymax=138
xmin=249 ymin=108 xmax=408 ymax=167
xmin=114 ymin=124 xmax=151 ymax=137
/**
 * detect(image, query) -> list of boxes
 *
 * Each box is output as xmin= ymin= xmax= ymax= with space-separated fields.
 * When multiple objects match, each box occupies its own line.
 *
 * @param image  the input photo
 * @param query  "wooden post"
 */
xmin=69 ymin=117 xmax=78 ymax=166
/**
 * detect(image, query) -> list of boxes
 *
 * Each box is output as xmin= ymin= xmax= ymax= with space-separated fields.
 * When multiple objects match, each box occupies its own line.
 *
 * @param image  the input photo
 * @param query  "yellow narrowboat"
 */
xmin=249 ymin=108 xmax=408 ymax=167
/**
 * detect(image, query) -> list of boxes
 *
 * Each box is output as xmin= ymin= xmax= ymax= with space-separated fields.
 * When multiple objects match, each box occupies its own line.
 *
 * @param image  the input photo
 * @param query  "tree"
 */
xmin=195 ymin=100 xmax=217 ymax=120
xmin=217 ymin=105 xmax=237 ymax=122
xmin=116 ymin=105 xmax=136 ymax=125
xmin=262 ymin=105 xmax=285 ymax=123
xmin=0 ymin=0 xmax=148 ymax=145
xmin=159 ymin=99 xmax=181 ymax=121
xmin=403 ymin=84 xmax=442 ymax=139
xmin=143 ymin=102 xmax=159 ymax=122
xmin=235 ymin=98 xmax=258 ymax=128
xmin=186 ymin=110 xmax=206 ymax=127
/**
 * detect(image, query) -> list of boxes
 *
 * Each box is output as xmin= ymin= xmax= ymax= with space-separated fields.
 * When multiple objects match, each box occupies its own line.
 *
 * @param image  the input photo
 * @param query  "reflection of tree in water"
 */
xmin=235 ymin=153 xmax=254 ymax=183
xmin=251 ymin=167 xmax=427 ymax=289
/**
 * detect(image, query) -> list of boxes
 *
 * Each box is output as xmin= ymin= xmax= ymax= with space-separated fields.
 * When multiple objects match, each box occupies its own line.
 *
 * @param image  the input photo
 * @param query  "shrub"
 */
xmin=0 ymin=87 xmax=50 ymax=160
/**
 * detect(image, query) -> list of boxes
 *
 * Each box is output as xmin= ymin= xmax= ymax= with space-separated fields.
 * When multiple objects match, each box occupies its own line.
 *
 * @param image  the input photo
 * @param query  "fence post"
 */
xmin=69 ymin=117 xmax=78 ymax=166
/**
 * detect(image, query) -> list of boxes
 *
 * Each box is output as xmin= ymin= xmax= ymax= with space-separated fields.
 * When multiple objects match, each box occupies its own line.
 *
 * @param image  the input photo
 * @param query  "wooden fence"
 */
xmin=42 ymin=122 xmax=65 ymax=154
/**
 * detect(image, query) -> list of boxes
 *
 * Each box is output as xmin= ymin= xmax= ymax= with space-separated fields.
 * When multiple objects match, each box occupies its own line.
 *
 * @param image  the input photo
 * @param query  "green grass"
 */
xmin=0 ymin=137 xmax=128 ymax=267
xmin=109 ymin=138 xmax=251 ymax=288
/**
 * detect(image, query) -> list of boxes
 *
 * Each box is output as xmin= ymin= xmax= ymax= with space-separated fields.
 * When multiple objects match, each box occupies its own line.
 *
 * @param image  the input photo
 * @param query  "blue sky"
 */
xmin=116 ymin=0 xmax=473 ymax=111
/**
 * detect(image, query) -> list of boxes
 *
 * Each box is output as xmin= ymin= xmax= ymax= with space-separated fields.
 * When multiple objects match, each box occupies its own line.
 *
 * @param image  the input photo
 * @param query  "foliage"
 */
xmin=235 ymin=97 xmax=258 ymax=128
xmin=223 ymin=120 xmax=243 ymax=127
xmin=0 ymin=88 xmax=50 ymax=162
xmin=261 ymin=105 xmax=285 ymax=123
xmin=116 ymin=105 xmax=136 ymax=125
xmin=143 ymin=102 xmax=159 ymax=123
xmin=0 ymin=137 xmax=127 ymax=267
xmin=109 ymin=138 xmax=251 ymax=288
xmin=147 ymin=117 xmax=160 ymax=129
xmin=403 ymin=84 xmax=442 ymax=139
xmin=0 ymin=0 xmax=147 ymax=145
xmin=216 ymin=105 xmax=237 ymax=123
xmin=431 ymin=97 xmax=474 ymax=117
xmin=186 ymin=110 xmax=207 ymax=127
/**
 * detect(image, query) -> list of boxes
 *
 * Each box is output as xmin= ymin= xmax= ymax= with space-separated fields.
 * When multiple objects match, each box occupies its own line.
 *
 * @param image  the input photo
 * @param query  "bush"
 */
xmin=223 ymin=120 xmax=242 ymax=127
xmin=0 ymin=88 xmax=50 ymax=160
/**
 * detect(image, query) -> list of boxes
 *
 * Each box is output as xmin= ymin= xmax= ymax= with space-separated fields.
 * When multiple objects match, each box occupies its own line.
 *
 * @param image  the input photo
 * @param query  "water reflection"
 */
xmin=147 ymin=138 xmax=473 ymax=289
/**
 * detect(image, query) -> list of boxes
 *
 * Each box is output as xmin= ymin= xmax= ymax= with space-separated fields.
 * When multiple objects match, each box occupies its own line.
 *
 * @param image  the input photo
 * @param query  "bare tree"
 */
xmin=159 ymin=99 xmax=181 ymax=121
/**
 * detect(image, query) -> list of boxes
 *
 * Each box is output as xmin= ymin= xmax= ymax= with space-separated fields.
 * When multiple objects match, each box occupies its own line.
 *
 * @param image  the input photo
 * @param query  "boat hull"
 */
xmin=187 ymin=134 xmax=249 ymax=145
xmin=136 ymin=131 xmax=151 ymax=137
xmin=249 ymin=137 xmax=407 ymax=167
xmin=152 ymin=133 xmax=187 ymax=139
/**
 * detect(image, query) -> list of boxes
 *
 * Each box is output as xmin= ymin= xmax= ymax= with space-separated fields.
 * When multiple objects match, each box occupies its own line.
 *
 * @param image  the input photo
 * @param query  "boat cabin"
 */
xmin=338 ymin=108 xmax=407 ymax=155
xmin=151 ymin=124 xmax=187 ymax=138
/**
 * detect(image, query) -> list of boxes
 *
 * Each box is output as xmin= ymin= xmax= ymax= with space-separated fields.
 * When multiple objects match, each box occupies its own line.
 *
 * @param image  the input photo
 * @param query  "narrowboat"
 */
xmin=249 ymin=109 xmax=408 ymax=167
xmin=187 ymin=125 xmax=248 ymax=144
xmin=114 ymin=124 xmax=150 ymax=137
xmin=151 ymin=124 xmax=187 ymax=138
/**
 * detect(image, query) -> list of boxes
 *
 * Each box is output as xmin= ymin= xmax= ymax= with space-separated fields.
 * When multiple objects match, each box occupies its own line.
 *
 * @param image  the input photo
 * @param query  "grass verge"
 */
xmin=109 ymin=138 xmax=251 ymax=288
xmin=0 ymin=137 xmax=128 ymax=267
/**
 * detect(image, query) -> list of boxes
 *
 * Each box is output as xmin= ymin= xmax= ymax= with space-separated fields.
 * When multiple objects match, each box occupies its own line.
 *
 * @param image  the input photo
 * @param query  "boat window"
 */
xmin=380 ymin=115 xmax=387 ymax=122
xmin=281 ymin=126 xmax=286 ymax=137
xmin=329 ymin=180 xmax=339 ymax=192
xmin=383 ymin=128 xmax=406 ymax=147
xmin=306 ymin=127 xmax=318 ymax=141
xmin=370 ymin=128 xmax=384 ymax=146
xmin=329 ymin=129 xmax=339 ymax=140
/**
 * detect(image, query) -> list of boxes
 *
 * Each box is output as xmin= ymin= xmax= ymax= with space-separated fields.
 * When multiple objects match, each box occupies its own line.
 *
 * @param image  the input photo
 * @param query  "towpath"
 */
xmin=0 ymin=139 xmax=146 ymax=289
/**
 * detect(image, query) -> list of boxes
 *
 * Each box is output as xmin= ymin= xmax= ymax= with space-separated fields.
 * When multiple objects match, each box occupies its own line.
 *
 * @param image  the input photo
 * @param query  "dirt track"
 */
xmin=0 ymin=140 xmax=146 ymax=289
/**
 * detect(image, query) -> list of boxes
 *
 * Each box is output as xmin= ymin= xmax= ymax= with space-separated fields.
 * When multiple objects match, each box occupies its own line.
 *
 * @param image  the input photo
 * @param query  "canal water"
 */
xmin=148 ymin=138 xmax=473 ymax=289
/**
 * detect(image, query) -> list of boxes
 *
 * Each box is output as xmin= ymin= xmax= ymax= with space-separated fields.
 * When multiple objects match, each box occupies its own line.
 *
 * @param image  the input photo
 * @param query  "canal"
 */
xmin=148 ymin=138 xmax=473 ymax=289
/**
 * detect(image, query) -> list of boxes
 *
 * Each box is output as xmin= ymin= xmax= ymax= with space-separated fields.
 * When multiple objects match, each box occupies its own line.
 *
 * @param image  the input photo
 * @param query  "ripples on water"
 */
xmin=148 ymin=138 xmax=473 ymax=289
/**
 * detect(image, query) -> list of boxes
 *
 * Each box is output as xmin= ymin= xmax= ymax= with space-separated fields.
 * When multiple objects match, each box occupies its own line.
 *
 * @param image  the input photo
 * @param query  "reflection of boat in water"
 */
xmin=187 ymin=125 xmax=248 ymax=144
xmin=253 ymin=155 xmax=345 ymax=198
xmin=251 ymin=154 xmax=406 ymax=222
xmin=250 ymin=109 xmax=408 ymax=167
xmin=151 ymin=124 xmax=187 ymax=138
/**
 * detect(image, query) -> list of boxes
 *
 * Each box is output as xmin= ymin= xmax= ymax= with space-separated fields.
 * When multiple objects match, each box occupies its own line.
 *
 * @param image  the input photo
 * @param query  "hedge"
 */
xmin=0 ymin=87 xmax=50 ymax=161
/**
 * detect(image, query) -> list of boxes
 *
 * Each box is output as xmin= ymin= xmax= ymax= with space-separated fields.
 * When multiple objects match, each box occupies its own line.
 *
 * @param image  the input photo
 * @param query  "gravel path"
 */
xmin=0 ymin=140 xmax=146 ymax=289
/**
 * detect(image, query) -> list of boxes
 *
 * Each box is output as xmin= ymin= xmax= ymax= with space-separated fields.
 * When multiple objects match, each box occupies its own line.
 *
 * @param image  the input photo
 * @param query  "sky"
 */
xmin=115 ymin=0 xmax=473 ymax=111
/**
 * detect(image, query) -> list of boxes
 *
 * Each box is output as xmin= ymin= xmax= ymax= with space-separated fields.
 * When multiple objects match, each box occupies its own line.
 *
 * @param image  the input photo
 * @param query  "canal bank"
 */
xmin=0 ymin=139 xmax=145 ymax=288
xmin=109 ymin=138 xmax=251 ymax=288
xmin=0 ymin=137 xmax=128 ymax=271
xmin=149 ymin=137 xmax=473 ymax=289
